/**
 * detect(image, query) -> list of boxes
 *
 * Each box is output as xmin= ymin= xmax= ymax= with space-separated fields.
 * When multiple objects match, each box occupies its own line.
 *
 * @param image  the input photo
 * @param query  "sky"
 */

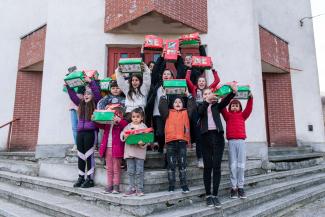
xmin=311 ymin=0 xmax=325 ymax=94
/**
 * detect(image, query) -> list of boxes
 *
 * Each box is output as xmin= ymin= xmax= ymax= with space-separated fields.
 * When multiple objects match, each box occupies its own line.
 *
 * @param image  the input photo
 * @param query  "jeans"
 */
xmin=228 ymin=139 xmax=246 ymax=188
xmin=166 ymin=140 xmax=187 ymax=187
xmin=126 ymin=158 xmax=145 ymax=192
xmin=201 ymin=130 xmax=225 ymax=196
xmin=70 ymin=109 xmax=78 ymax=144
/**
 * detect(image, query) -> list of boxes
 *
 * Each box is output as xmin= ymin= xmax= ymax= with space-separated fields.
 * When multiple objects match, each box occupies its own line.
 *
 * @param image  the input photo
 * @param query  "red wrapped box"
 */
xmin=84 ymin=70 xmax=99 ymax=79
xmin=163 ymin=39 xmax=179 ymax=62
xmin=179 ymin=32 xmax=200 ymax=48
xmin=191 ymin=56 xmax=212 ymax=69
xmin=144 ymin=35 xmax=163 ymax=51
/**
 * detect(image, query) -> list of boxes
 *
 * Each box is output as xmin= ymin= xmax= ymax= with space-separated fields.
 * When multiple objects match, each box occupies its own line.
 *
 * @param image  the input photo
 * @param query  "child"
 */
xmin=197 ymin=85 xmax=237 ymax=208
xmin=97 ymin=80 xmax=126 ymax=110
xmin=116 ymin=63 xmax=151 ymax=117
xmin=221 ymin=93 xmax=253 ymax=199
xmin=159 ymin=91 xmax=196 ymax=193
xmin=96 ymin=107 xmax=128 ymax=194
xmin=67 ymin=77 xmax=101 ymax=188
xmin=120 ymin=108 xmax=148 ymax=196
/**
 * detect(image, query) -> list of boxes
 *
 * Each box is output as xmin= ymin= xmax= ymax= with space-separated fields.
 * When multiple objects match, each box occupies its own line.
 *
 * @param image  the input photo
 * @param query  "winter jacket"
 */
xmin=116 ymin=65 xmax=151 ymax=113
xmin=96 ymin=119 xmax=128 ymax=158
xmin=97 ymin=95 xmax=125 ymax=110
xmin=198 ymin=92 xmax=235 ymax=135
xmin=221 ymin=97 xmax=253 ymax=140
xmin=159 ymin=95 xmax=196 ymax=145
xmin=67 ymin=80 xmax=102 ymax=132
xmin=186 ymin=69 xmax=220 ymax=102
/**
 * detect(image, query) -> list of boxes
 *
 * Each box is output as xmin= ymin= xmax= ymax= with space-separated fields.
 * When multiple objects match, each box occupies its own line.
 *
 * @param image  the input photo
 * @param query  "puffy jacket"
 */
xmin=221 ymin=97 xmax=253 ymax=140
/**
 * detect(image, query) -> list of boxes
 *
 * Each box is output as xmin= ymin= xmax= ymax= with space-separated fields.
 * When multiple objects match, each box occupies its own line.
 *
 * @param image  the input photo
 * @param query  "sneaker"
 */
xmin=238 ymin=188 xmax=247 ymax=199
xmin=197 ymin=158 xmax=204 ymax=168
xmin=213 ymin=197 xmax=221 ymax=208
xmin=230 ymin=188 xmax=237 ymax=199
xmin=81 ymin=178 xmax=94 ymax=188
xmin=73 ymin=176 xmax=85 ymax=188
xmin=123 ymin=189 xmax=136 ymax=197
xmin=181 ymin=185 xmax=190 ymax=194
xmin=112 ymin=185 xmax=120 ymax=194
xmin=206 ymin=196 xmax=214 ymax=207
xmin=136 ymin=190 xmax=145 ymax=196
xmin=103 ymin=186 xmax=113 ymax=194
xmin=168 ymin=186 xmax=175 ymax=192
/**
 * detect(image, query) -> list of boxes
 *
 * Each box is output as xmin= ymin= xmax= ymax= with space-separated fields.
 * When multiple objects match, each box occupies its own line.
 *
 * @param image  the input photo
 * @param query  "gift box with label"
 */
xmin=191 ymin=56 xmax=212 ymax=69
xmin=144 ymin=35 xmax=163 ymax=51
xmin=92 ymin=110 xmax=115 ymax=124
xmin=64 ymin=71 xmax=86 ymax=88
xmin=125 ymin=128 xmax=154 ymax=145
xmin=100 ymin=77 xmax=112 ymax=91
xmin=118 ymin=58 xmax=143 ymax=73
xmin=163 ymin=79 xmax=187 ymax=95
xmin=179 ymin=32 xmax=200 ymax=48
xmin=84 ymin=70 xmax=99 ymax=80
xmin=214 ymin=83 xmax=251 ymax=99
xmin=163 ymin=40 xmax=179 ymax=62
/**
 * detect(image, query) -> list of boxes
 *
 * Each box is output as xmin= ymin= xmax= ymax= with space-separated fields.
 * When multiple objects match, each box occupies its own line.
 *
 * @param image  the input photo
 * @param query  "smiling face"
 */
xmin=230 ymin=103 xmax=241 ymax=112
xmin=184 ymin=56 xmax=192 ymax=67
xmin=83 ymin=91 xmax=93 ymax=103
xmin=173 ymin=98 xmax=184 ymax=111
xmin=110 ymin=86 xmax=121 ymax=96
xmin=131 ymin=76 xmax=141 ymax=89
xmin=197 ymin=77 xmax=207 ymax=89
xmin=131 ymin=112 xmax=143 ymax=125
xmin=162 ymin=70 xmax=173 ymax=80
xmin=203 ymin=88 xmax=212 ymax=101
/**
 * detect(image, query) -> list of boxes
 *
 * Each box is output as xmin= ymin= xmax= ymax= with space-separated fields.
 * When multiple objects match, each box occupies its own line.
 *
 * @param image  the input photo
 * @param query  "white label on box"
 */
xmin=66 ymin=78 xmax=84 ymax=87
xmin=120 ymin=64 xmax=141 ymax=73
xmin=100 ymin=82 xmax=110 ymax=90
xmin=165 ymin=88 xmax=186 ymax=95
xmin=235 ymin=91 xmax=249 ymax=99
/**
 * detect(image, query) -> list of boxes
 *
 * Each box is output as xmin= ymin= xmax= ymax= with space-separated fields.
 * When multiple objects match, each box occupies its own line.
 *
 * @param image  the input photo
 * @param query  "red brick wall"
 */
xmin=10 ymin=26 xmax=46 ymax=151
xmin=263 ymin=73 xmax=296 ymax=146
xmin=18 ymin=26 xmax=46 ymax=70
xmin=259 ymin=26 xmax=290 ymax=72
xmin=104 ymin=0 xmax=207 ymax=32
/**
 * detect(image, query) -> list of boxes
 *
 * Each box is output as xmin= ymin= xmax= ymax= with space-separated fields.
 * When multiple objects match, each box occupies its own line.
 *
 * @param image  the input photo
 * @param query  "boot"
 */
xmin=73 ymin=176 xmax=85 ymax=188
xmin=81 ymin=177 xmax=94 ymax=188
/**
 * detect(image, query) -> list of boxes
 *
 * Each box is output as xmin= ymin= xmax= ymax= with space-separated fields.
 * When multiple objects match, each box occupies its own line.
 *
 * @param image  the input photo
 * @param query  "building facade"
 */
xmin=1 ymin=0 xmax=324 ymax=160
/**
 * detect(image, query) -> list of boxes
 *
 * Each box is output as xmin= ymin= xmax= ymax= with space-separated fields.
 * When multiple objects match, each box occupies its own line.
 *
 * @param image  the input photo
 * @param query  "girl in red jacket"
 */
xmin=221 ymin=93 xmax=253 ymax=199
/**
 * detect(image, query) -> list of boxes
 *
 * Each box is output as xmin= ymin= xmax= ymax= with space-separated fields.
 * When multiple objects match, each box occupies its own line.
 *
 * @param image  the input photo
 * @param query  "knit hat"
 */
xmin=84 ymin=86 xmax=93 ymax=96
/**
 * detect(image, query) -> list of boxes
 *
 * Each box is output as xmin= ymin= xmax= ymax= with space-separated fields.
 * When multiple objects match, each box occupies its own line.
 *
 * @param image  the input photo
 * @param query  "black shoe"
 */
xmin=73 ymin=176 xmax=85 ymax=188
xmin=230 ymin=188 xmax=237 ymax=199
xmin=213 ymin=197 xmax=221 ymax=208
xmin=81 ymin=178 xmax=94 ymax=188
xmin=181 ymin=185 xmax=190 ymax=194
xmin=168 ymin=186 xmax=175 ymax=192
xmin=206 ymin=196 xmax=214 ymax=207
xmin=238 ymin=188 xmax=247 ymax=199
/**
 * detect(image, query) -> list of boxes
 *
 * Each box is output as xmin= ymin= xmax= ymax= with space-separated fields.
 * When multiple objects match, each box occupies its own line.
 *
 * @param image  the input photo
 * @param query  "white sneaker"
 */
xmin=197 ymin=158 xmax=204 ymax=168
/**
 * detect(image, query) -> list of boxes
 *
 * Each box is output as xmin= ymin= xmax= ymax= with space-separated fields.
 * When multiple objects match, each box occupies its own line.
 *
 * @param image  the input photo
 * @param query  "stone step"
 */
xmin=147 ymin=172 xmax=325 ymax=217
xmin=38 ymin=159 xmax=263 ymax=191
xmin=272 ymin=157 xmax=324 ymax=171
xmin=269 ymin=152 xmax=324 ymax=162
xmin=0 ymin=152 xmax=36 ymax=162
xmin=1 ymin=164 xmax=325 ymax=216
xmin=231 ymin=182 xmax=325 ymax=217
xmin=0 ymin=159 xmax=39 ymax=176
xmin=268 ymin=146 xmax=313 ymax=156
xmin=0 ymin=198 xmax=51 ymax=217
xmin=0 ymin=182 xmax=127 ymax=217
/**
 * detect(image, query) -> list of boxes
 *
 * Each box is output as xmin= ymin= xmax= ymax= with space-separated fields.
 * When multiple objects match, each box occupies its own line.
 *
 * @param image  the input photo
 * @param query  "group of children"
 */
xmin=66 ymin=44 xmax=253 ymax=208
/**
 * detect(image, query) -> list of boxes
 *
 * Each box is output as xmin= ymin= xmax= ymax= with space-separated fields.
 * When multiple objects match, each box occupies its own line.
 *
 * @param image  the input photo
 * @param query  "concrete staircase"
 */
xmin=0 ymin=147 xmax=324 ymax=216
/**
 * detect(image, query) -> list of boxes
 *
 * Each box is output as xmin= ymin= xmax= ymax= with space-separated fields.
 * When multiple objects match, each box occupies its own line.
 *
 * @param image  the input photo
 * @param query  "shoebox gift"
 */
xmin=125 ymin=128 xmax=154 ymax=145
xmin=191 ymin=56 xmax=212 ymax=69
xmin=163 ymin=40 xmax=179 ymax=62
xmin=92 ymin=110 xmax=115 ymax=124
xmin=144 ymin=35 xmax=163 ymax=51
xmin=118 ymin=58 xmax=143 ymax=73
xmin=163 ymin=79 xmax=187 ymax=95
xmin=214 ymin=83 xmax=251 ymax=99
xmin=179 ymin=32 xmax=200 ymax=48
xmin=64 ymin=71 xmax=86 ymax=88
xmin=100 ymin=77 xmax=112 ymax=91
xmin=84 ymin=70 xmax=99 ymax=80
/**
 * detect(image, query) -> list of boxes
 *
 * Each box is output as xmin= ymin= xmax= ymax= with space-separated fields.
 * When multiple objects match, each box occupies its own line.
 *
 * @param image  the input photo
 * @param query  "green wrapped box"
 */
xmin=62 ymin=85 xmax=80 ymax=93
xmin=126 ymin=133 xmax=154 ymax=145
xmin=215 ymin=85 xmax=232 ymax=97
xmin=100 ymin=77 xmax=112 ymax=91
xmin=118 ymin=58 xmax=142 ymax=73
xmin=215 ymin=84 xmax=251 ymax=99
xmin=180 ymin=40 xmax=200 ymax=48
xmin=92 ymin=110 xmax=115 ymax=124
xmin=163 ymin=79 xmax=187 ymax=95
xmin=64 ymin=71 xmax=85 ymax=88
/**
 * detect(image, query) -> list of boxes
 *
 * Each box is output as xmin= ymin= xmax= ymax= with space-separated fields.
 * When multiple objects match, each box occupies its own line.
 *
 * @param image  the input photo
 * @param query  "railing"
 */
xmin=0 ymin=118 xmax=20 ymax=151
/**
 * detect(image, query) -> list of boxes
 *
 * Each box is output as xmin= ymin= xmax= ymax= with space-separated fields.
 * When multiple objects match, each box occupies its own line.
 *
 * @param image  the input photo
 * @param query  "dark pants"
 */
xmin=201 ymin=130 xmax=225 ymax=196
xmin=77 ymin=131 xmax=96 ymax=179
xmin=191 ymin=112 xmax=202 ymax=159
xmin=166 ymin=140 xmax=187 ymax=187
xmin=153 ymin=116 xmax=165 ymax=153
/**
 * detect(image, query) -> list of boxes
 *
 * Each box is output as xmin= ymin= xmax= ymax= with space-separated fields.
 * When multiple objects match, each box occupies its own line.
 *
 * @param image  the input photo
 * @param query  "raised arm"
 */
xmin=67 ymin=86 xmax=80 ymax=106
xmin=175 ymin=55 xmax=186 ymax=79
xmin=199 ymin=45 xmax=206 ymax=56
xmin=141 ymin=64 xmax=152 ymax=95
xmin=218 ymin=92 xmax=236 ymax=110
xmin=242 ymin=95 xmax=253 ymax=120
xmin=187 ymin=95 xmax=197 ymax=118
xmin=158 ymin=96 xmax=169 ymax=121
xmin=186 ymin=70 xmax=196 ymax=96
xmin=209 ymin=69 xmax=221 ymax=90
xmin=151 ymin=56 xmax=165 ymax=85
xmin=116 ymin=67 xmax=129 ymax=95
xmin=88 ymin=80 xmax=101 ymax=104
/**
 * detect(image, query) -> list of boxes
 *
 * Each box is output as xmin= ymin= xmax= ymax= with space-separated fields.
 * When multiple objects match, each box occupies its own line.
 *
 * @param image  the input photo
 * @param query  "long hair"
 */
xmin=128 ymin=73 xmax=144 ymax=100
xmin=78 ymin=99 xmax=96 ymax=120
